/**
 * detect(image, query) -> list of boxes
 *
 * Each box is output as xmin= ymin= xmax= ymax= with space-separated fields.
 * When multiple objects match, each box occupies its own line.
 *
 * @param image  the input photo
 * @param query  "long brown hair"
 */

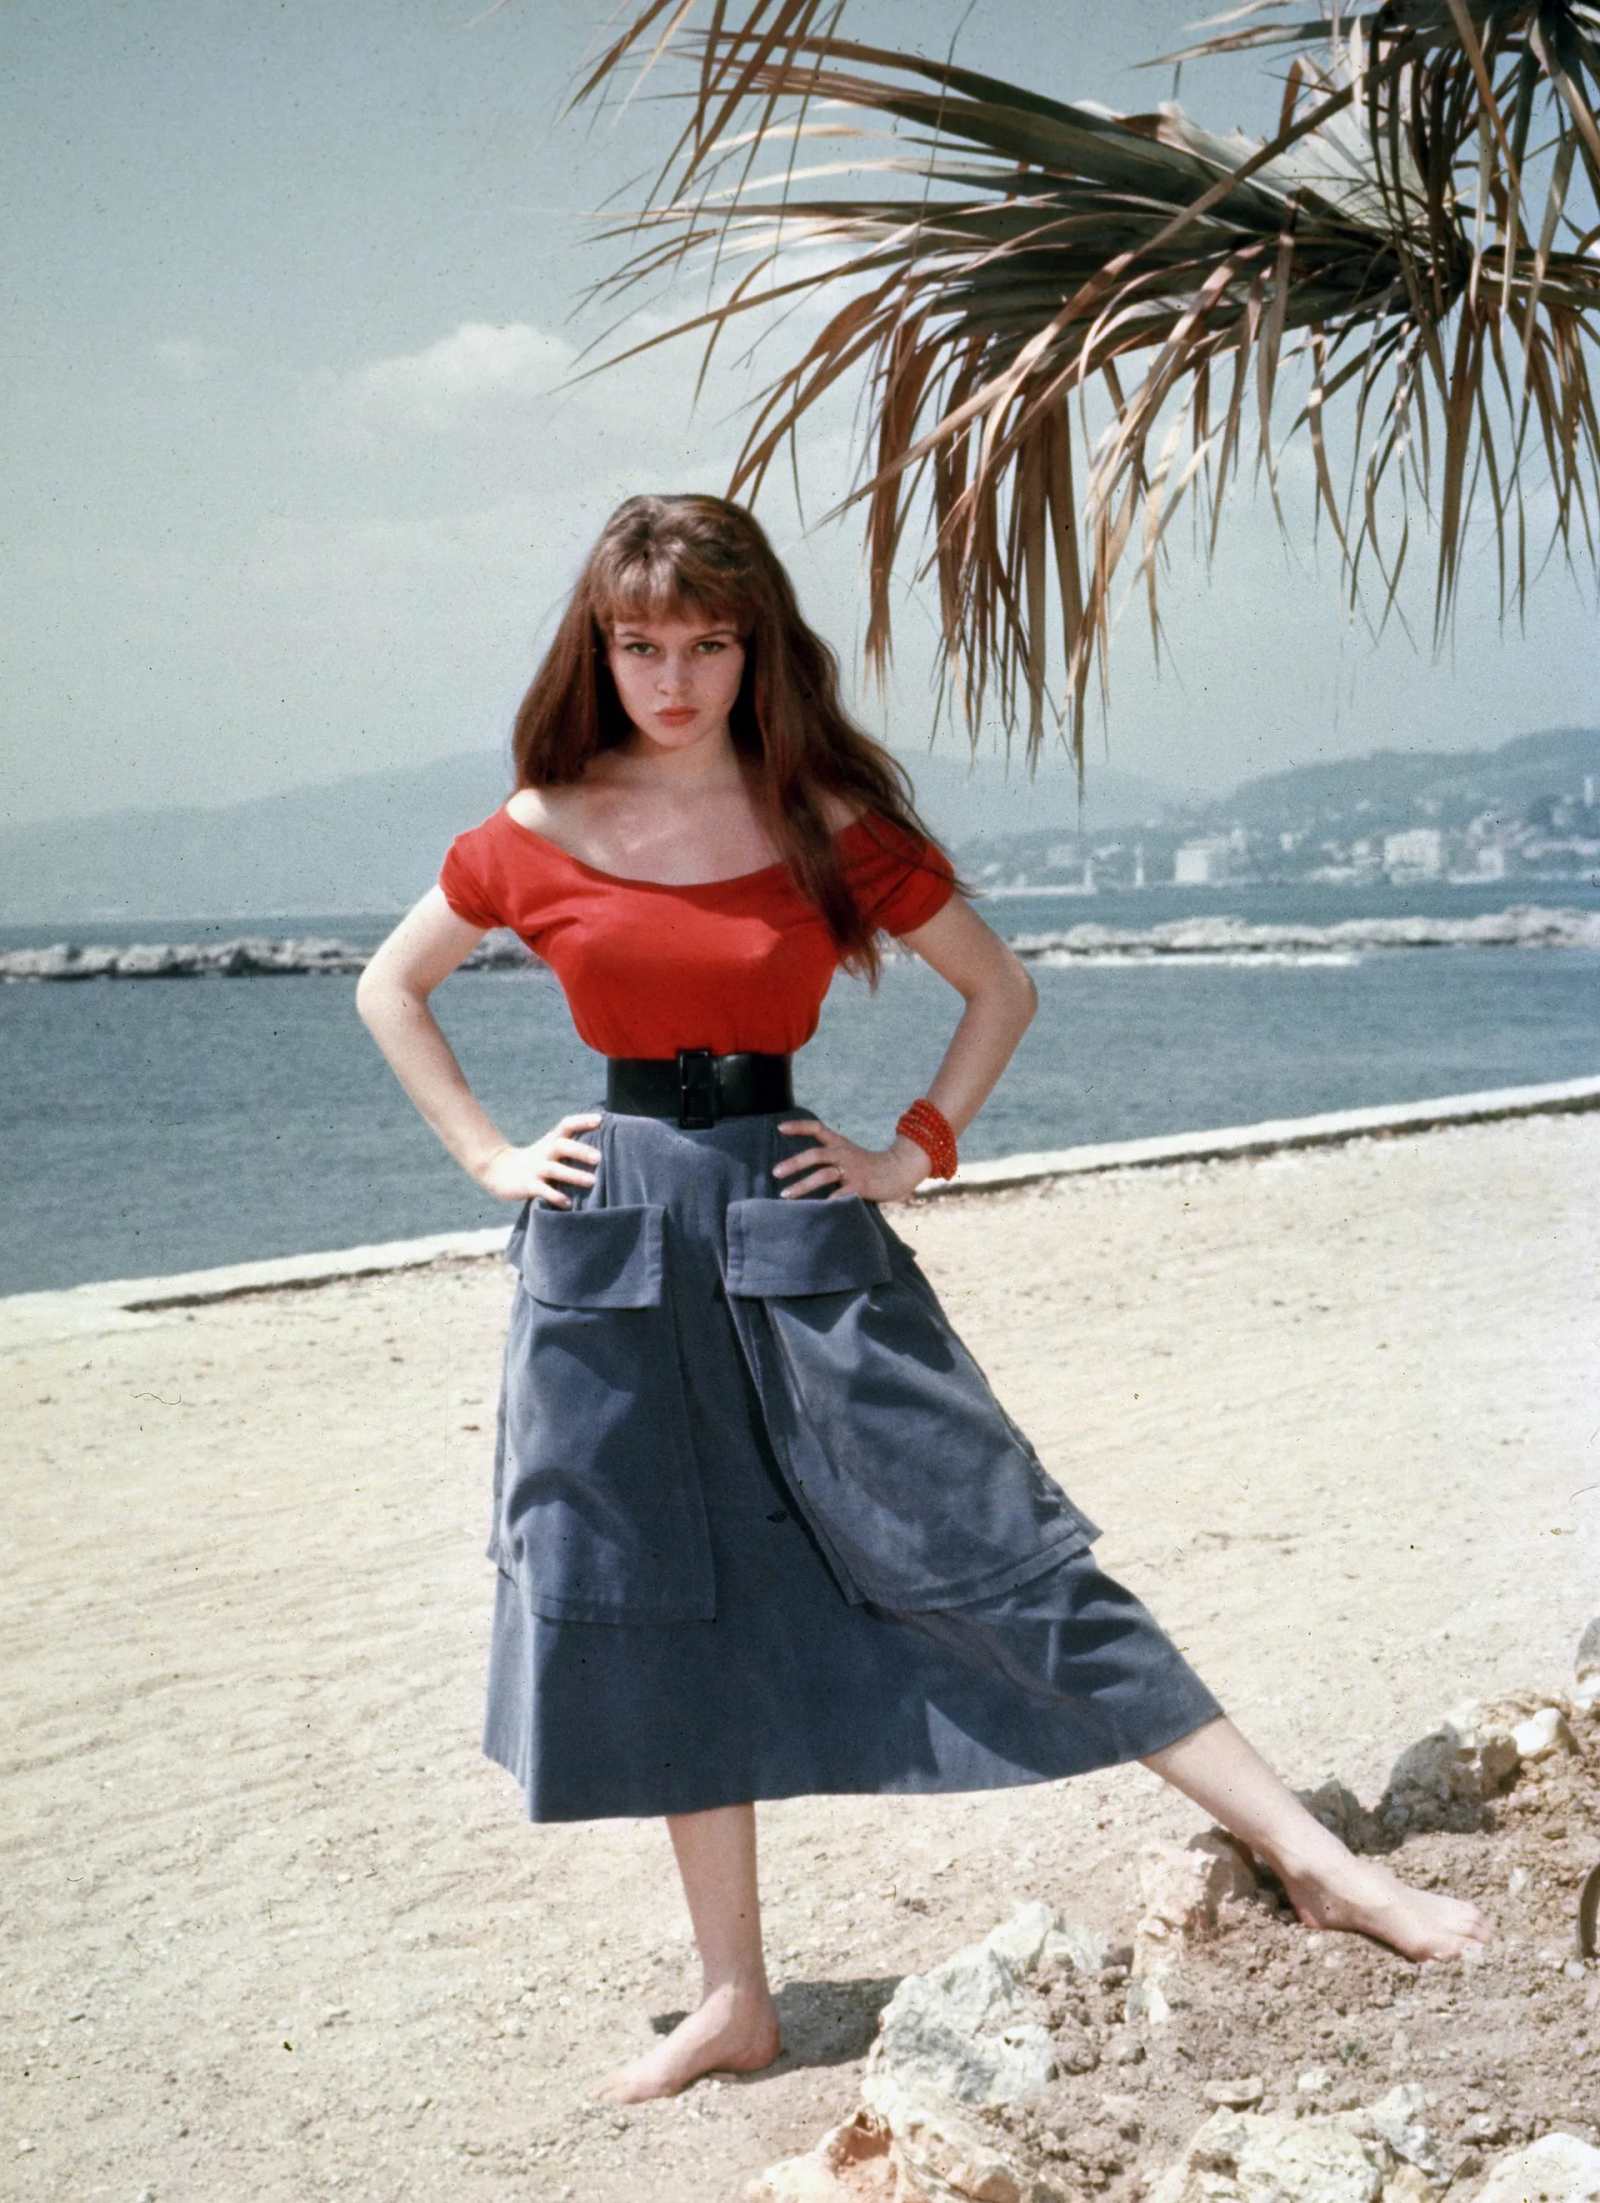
xmin=511 ymin=494 xmax=959 ymax=982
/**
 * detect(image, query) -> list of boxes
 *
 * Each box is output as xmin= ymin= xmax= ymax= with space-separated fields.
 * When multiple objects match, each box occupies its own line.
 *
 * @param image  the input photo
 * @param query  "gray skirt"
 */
xmin=483 ymin=1105 xmax=1220 ymax=1822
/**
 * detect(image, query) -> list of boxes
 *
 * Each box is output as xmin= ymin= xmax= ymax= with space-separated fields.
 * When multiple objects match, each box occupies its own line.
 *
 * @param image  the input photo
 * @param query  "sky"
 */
xmin=3 ymin=0 xmax=1596 ymax=827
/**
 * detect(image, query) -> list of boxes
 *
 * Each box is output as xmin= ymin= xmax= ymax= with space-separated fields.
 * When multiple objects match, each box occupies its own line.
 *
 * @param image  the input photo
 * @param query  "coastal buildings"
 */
xmin=1173 ymin=839 xmax=1232 ymax=885
xmin=1382 ymin=828 xmax=1445 ymax=878
xmin=953 ymin=730 xmax=1600 ymax=896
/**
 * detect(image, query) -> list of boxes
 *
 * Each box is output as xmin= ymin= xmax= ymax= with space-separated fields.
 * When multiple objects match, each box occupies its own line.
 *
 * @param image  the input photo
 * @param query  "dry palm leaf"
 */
xmin=575 ymin=3 xmax=1600 ymax=766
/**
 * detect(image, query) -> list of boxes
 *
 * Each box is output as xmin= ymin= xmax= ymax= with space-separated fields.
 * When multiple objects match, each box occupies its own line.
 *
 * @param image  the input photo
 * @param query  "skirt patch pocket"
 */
xmin=723 ymin=1194 xmax=1093 ymax=1609
xmin=724 ymin=1191 xmax=892 ymax=1299
xmin=495 ymin=1201 xmax=715 ymax=1624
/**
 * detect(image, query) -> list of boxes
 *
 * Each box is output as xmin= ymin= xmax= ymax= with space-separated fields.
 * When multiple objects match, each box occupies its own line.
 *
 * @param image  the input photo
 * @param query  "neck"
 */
xmin=612 ymin=725 xmax=748 ymax=792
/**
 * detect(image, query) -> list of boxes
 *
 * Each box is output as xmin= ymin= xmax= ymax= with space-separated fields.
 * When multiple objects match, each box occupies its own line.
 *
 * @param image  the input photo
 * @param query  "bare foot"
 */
xmin=589 ymin=1980 xmax=782 ymax=2104
xmin=1279 ymin=1850 xmax=1492 ymax=1961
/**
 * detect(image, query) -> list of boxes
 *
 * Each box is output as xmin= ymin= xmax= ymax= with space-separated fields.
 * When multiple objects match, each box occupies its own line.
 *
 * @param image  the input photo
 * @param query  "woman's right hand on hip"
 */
xmin=477 ymin=1111 xmax=604 ymax=1206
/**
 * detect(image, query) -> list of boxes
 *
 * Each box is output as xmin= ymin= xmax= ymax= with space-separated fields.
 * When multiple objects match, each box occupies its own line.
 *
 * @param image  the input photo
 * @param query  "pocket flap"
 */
xmin=724 ymin=1195 xmax=893 ymax=1299
xmin=520 ymin=1203 xmax=664 ymax=1308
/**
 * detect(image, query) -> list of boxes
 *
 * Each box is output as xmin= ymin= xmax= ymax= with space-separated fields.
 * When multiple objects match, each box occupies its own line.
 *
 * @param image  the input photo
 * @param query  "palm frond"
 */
xmin=575 ymin=3 xmax=1600 ymax=765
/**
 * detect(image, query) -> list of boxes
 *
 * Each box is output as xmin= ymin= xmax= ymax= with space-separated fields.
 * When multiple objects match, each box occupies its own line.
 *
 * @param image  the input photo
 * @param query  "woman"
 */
xmin=357 ymin=493 xmax=1487 ymax=2104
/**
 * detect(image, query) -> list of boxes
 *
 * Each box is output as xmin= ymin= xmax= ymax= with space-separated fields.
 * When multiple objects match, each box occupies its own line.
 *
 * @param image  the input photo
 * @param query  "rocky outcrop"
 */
xmin=1149 ymin=2107 xmax=1398 ymax=2203
xmin=1474 ymin=2133 xmax=1600 ymax=2202
xmin=1373 ymin=1690 xmax=1578 ymax=1838
xmin=1148 ymin=2089 xmax=1460 ymax=2203
xmin=744 ymin=1643 xmax=1600 ymax=2203
xmin=746 ymin=2110 xmax=897 ymax=2202
xmin=1132 ymin=1832 xmax=1257 ymax=1981
xmin=863 ymin=1903 xmax=1069 ymax=2111
xmin=749 ymin=1902 xmax=1118 ymax=2201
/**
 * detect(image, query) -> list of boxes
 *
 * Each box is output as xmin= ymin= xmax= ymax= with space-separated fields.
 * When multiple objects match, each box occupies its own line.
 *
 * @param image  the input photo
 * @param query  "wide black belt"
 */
xmin=606 ymin=1048 xmax=794 ymax=1129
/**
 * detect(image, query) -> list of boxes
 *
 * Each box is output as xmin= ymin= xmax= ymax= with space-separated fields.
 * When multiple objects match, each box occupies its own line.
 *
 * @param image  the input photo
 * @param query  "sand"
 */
xmin=3 ymin=1112 xmax=1597 ymax=2202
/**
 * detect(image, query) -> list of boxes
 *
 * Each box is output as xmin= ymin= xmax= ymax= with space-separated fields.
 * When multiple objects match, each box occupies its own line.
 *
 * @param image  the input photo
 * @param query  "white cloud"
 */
xmin=154 ymin=339 xmax=232 ymax=382
xmin=334 ymin=321 xmax=575 ymax=432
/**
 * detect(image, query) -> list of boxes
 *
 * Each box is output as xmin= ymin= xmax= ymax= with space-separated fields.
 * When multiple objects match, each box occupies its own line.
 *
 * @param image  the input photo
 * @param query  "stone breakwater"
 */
xmin=0 ymin=935 xmax=537 ymax=981
xmin=1010 ymin=906 xmax=1600 ymax=963
xmin=6 ymin=906 xmax=1599 ymax=980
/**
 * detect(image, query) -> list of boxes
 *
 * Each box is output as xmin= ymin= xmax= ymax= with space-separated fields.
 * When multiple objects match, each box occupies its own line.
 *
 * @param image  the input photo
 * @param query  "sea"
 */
xmin=3 ymin=878 xmax=1597 ymax=1297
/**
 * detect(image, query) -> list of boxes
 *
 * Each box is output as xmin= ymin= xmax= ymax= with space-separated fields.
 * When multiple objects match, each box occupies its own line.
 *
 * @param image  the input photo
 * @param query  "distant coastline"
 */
xmin=2 ymin=725 xmax=1594 ymax=926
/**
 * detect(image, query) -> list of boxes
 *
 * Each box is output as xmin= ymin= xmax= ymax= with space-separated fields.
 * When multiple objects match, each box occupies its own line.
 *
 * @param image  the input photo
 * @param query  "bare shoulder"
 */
xmin=505 ymin=784 xmax=575 ymax=833
xmin=820 ymin=791 xmax=867 ymax=833
xmin=504 ymin=783 xmax=616 ymax=864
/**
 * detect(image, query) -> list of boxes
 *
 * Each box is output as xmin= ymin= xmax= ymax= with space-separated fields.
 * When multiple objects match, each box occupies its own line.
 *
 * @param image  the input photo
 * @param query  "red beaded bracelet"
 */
xmin=896 ymin=1097 xmax=959 ymax=1180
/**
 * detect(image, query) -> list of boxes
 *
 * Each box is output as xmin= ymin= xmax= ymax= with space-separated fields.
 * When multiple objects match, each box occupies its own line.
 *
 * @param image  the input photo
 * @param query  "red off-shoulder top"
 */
xmin=438 ymin=806 xmax=956 ymax=1059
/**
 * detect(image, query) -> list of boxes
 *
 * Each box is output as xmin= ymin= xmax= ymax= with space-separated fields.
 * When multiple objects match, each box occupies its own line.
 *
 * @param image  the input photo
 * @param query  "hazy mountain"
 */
xmin=1195 ymin=724 xmax=1600 ymax=835
xmin=0 ymin=749 xmax=1170 ymax=926
xmin=0 ymin=754 xmax=513 ymax=926
xmin=2 ymin=726 xmax=1592 ymax=926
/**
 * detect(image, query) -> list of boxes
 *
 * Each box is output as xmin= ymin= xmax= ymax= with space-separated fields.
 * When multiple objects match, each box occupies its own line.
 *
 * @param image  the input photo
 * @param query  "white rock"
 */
xmin=1364 ymin=2084 xmax=1447 ymax=2180
xmin=1575 ymin=1618 xmax=1600 ymax=1710
xmin=1475 ymin=2133 xmax=1600 ymax=2203
xmin=1512 ymin=1706 xmax=1577 ymax=1760
xmin=1141 ymin=1832 xmax=1257 ymax=1928
xmin=1124 ymin=1973 xmax=1173 ymax=2027
xmin=1203 ymin=2076 xmax=1265 ymax=2109
xmin=1382 ymin=2167 xmax=1436 ymax=2203
xmin=983 ymin=1901 xmax=1055 ymax=1974
xmin=1149 ymin=2110 xmax=1388 ymax=2203
xmin=1039 ymin=1921 xmax=1111 ymax=1975
xmin=866 ymin=1908 xmax=1056 ymax=2109
xmin=1382 ymin=1713 xmax=1520 ymax=1817
xmin=744 ymin=2109 xmax=894 ymax=2200
xmin=881 ymin=2095 xmax=1060 ymax=2203
xmin=1135 ymin=1832 xmax=1257 ymax=1973
xmin=1297 ymin=2068 xmax=1333 ymax=2094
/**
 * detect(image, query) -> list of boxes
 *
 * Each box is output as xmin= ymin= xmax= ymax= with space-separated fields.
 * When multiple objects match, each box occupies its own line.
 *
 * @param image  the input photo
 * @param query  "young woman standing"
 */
xmin=357 ymin=494 xmax=1487 ymax=2104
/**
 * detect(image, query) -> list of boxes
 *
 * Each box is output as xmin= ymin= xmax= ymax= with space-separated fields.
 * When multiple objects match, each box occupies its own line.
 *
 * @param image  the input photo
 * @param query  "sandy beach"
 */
xmin=4 ymin=1111 xmax=1597 ymax=2202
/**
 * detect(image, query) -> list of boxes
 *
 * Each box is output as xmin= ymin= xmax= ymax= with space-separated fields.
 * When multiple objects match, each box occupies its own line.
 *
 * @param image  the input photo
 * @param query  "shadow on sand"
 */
xmin=650 ymin=1973 xmax=901 ymax=2076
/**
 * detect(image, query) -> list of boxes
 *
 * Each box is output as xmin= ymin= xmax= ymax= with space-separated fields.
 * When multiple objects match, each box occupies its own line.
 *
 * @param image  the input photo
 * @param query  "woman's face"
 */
xmin=605 ymin=611 xmax=747 ymax=755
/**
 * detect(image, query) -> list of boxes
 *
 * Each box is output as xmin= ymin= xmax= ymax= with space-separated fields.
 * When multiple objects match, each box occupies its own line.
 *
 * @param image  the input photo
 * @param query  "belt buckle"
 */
xmin=677 ymin=1047 xmax=716 ymax=1129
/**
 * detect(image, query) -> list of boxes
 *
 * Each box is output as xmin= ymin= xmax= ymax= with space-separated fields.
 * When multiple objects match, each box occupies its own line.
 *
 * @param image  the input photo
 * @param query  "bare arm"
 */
xmin=773 ymin=893 xmax=1037 ymax=1203
xmin=893 ymin=892 xmax=1039 ymax=1138
xmin=355 ymin=889 xmax=602 ymax=1208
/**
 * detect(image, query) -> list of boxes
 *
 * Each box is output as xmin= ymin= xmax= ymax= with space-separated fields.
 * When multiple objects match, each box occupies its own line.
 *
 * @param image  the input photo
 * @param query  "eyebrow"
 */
xmin=612 ymin=623 xmax=741 ymax=640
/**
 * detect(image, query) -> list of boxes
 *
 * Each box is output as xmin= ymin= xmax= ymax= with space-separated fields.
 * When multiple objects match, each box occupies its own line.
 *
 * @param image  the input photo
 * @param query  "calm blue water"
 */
xmin=3 ymin=881 xmax=1597 ymax=1295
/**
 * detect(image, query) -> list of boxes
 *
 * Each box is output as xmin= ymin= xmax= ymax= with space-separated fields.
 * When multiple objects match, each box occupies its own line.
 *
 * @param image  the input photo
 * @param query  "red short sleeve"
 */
xmin=438 ymin=825 xmax=503 ymax=932
xmin=846 ymin=817 xmax=957 ymax=938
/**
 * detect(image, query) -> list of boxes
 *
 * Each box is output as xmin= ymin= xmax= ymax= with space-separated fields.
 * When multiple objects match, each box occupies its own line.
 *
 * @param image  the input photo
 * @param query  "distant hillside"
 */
xmin=0 ymin=754 xmax=514 ymax=927
xmin=955 ymin=725 xmax=1600 ymax=892
xmin=0 ymin=749 xmax=1168 ymax=925
xmin=1201 ymin=725 xmax=1600 ymax=835
xmin=3 ymin=728 xmax=1591 ymax=925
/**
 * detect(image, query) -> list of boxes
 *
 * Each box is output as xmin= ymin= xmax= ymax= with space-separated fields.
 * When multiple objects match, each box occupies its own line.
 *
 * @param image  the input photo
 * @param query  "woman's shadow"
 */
xmin=651 ymin=1974 xmax=901 ymax=2075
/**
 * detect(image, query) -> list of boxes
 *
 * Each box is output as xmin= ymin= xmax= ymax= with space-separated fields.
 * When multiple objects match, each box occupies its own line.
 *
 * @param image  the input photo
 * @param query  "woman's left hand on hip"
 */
xmin=773 ymin=1120 xmax=933 ymax=1204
